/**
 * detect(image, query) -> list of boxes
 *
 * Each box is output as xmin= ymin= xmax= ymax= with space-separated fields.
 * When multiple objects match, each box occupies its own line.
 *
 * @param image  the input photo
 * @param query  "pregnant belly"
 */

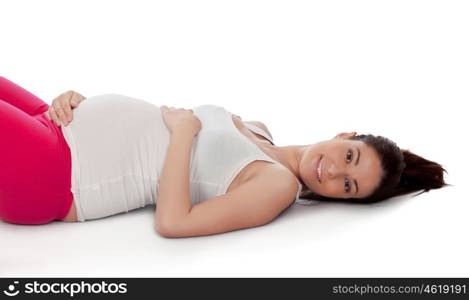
xmin=59 ymin=94 xmax=169 ymax=222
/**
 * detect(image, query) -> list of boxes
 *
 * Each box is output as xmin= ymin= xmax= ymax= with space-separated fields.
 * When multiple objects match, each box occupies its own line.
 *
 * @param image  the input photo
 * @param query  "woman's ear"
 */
xmin=334 ymin=131 xmax=357 ymax=139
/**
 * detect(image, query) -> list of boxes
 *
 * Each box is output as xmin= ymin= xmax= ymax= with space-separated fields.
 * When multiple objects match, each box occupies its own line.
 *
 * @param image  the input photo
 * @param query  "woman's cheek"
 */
xmin=323 ymin=182 xmax=337 ymax=197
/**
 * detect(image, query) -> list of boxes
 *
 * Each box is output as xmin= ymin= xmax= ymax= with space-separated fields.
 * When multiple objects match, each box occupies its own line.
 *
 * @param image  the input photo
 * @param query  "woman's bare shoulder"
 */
xmin=254 ymin=162 xmax=299 ymax=197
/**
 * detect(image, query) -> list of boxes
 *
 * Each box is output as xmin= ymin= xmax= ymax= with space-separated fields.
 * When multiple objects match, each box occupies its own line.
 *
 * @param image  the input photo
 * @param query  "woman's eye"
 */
xmin=346 ymin=149 xmax=353 ymax=162
xmin=345 ymin=149 xmax=353 ymax=192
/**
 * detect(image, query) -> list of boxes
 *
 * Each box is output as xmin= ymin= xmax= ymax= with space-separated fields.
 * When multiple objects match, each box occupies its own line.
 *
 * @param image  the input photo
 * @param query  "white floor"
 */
xmin=1 ymin=0 xmax=467 ymax=277
xmin=1 ymin=179 xmax=466 ymax=277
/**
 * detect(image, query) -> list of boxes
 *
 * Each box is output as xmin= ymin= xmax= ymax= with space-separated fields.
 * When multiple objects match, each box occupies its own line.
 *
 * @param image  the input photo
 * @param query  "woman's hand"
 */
xmin=44 ymin=90 xmax=86 ymax=126
xmin=160 ymin=105 xmax=202 ymax=137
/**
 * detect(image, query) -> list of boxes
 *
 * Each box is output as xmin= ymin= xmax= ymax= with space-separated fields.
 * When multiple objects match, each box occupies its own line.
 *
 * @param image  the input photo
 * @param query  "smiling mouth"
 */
xmin=316 ymin=155 xmax=323 ymax=183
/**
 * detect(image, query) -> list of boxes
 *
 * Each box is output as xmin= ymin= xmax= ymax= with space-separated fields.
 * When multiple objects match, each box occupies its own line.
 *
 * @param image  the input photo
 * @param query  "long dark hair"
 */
xmin=299 ymin=134 xmax=450 ymax=204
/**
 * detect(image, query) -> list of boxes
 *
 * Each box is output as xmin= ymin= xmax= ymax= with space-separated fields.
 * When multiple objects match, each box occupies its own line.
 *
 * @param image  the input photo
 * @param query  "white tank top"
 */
xmin=61 ymin=94 xmax=303 ymax=221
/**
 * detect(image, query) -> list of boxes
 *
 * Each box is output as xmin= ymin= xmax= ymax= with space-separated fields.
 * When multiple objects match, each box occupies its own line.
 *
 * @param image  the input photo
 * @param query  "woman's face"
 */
xmin=299 ymin=132 xmax=384 ymax=199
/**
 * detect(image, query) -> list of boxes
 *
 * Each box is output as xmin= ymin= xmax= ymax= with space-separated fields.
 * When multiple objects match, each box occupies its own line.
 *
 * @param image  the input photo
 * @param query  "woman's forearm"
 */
xmin=155 ymin=130 xmax=195 ymax=227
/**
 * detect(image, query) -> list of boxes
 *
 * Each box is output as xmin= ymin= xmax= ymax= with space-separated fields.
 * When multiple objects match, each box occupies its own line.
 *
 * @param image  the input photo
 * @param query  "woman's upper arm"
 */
xmin=155 ymin=166 xmax=298 ymax=238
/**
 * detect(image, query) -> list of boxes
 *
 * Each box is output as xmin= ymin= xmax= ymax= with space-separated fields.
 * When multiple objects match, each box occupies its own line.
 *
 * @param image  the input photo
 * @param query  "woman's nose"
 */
xmin=327 ymin=162 xmax=346 ymax=179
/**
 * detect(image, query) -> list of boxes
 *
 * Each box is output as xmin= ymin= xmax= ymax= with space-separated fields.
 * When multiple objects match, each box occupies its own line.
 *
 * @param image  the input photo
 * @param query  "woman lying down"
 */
xmin=0 ymin=76 xmax=449 ymax=237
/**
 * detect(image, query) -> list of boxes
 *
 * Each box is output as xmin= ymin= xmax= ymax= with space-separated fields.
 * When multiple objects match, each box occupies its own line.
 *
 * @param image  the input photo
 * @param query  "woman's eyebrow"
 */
xmin=355 ymin=147 xmax=360 ymax=166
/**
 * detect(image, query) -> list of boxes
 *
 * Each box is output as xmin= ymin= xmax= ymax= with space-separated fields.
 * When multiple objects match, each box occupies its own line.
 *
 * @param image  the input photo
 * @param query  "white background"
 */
xmin=0 ymin=0 xmax=467 ymax=277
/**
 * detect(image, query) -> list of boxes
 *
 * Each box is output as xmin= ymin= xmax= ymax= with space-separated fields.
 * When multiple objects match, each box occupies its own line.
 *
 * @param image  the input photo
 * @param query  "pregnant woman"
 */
xmin=0 ymin=76 xmax=449 ymax=237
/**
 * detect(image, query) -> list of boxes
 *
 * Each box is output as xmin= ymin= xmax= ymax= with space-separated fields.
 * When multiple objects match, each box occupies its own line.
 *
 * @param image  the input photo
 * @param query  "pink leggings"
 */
xmin=0 ymin=76 xmax=73 ymax=225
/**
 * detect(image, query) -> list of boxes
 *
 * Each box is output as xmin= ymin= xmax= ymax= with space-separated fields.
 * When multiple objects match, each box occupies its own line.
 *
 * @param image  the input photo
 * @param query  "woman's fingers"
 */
xmin=61 ymin=96 xmax=73 ymax=122
xmin=161 ymin=105 xmax=185 ymax=112
xmin=48 ymin=106 xmax=60 ymax=126
xmin=70 ymin=93 xmax=83 ymax=108
xmin=51 ymin=100 xmax=69 ymax=126
xmin=47 ymin=90 xmax=84 ymax=126
xmin=53 ymin=102 xmax=66 ymax=126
